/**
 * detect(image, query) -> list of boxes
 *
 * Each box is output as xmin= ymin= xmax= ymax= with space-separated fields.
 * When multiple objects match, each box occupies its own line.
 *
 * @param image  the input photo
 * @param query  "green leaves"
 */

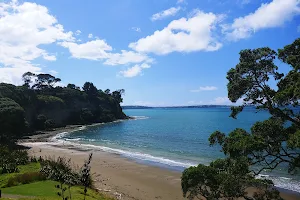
xmin=182 ymin=38 xmax=300 ymax=199
xmin=182 ymin=158 xmax=277 ymax=200
xmin=278 ymin=38 xmax=300 ymax=71
xmin=0 ymin=98 xmax=27 ymax=140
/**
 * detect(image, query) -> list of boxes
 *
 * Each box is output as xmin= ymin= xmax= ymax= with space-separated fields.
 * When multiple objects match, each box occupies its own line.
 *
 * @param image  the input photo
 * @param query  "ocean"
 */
xmin=53 ymin=107 xmax=300 ymax=193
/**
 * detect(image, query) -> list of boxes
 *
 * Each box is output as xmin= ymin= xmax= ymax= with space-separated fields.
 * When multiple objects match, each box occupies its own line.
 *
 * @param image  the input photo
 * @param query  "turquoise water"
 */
xmin=57 ymin=107 xmax=300 ymax=192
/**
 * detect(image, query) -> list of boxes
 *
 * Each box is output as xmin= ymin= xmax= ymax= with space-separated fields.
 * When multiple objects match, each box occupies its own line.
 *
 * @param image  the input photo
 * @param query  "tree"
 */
xmin=0 ymin=98 xmax=27 ymax=141
xmin=67 ymin=84 xmax=80 ymax=90
xmin=32 ymin=74 xmax=61 ymax=90
xmin=22 ymin=72 xmax=36 ymax=88
xmin=104 ymin=89 xmax=111 ymax=95
xmin=82 ymin=82 xmax=98 ymax=97
xmin=112 ymin=89 xmax=125 ymax=103
xmin=182 ymin=38 xmax=300 ymax=199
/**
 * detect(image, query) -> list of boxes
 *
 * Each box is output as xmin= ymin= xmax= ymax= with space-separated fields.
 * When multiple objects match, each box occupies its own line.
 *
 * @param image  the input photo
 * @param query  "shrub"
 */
xmin=0 ymin=97 xmax=27 ymax=140
xmin=0 ymin=146 xmax=29 ymax=174
xmin=6 ymin=171 xmax=46 ymax=187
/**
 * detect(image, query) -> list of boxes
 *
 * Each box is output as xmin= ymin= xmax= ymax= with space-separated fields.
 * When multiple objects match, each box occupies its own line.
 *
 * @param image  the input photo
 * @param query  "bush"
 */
xmin=0 ymin=97 xmax=27 ymax=140
xmin=40 ymin=156 xmax=80 ymax=185
xmin=6 ymin=172 xmax=46 ymax=187
xmin=0 ymin=146 xmax=29 ymax=174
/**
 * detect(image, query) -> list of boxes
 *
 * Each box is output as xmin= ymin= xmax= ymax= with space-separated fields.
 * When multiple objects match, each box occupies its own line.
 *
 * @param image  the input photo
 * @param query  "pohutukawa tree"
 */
xmin=181 ymin=38 xmax=300 ymax=199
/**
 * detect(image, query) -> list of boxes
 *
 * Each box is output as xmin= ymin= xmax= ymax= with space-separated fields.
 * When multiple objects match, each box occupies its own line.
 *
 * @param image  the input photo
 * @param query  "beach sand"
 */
xmin=23 ymin=142 xmax=300 ymax=200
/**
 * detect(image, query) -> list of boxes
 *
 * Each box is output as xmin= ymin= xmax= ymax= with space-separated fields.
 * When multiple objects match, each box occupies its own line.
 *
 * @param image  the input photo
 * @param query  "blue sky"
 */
xmin=0 ymin=0 xmax=299 ymax=106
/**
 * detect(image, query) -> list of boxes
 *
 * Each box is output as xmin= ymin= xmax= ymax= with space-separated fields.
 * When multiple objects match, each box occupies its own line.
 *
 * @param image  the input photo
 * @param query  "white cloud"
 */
xmin=211 ymin=97 xmax=231 ymax=105
xmin=151 ymin=7 xmax=181 ymax=21
xmin=239 ymin=0 xmax=251 ymax=5
xmin=49 ymin=70 xmax=58 ymax=75
xmin=104 ymin=50 xmax=152 ymax=65
xmin=224 ymin=0 xmax=300 ymax=41
xmin=0 ymin=0 xmax=74 ymax=84
xmin=177 ymin=0 xmax=186 ymax=4
xmin=210 ymin=96 xmax=244 ymax=105
xmin=60 ymin=39 xmax=112 ymax=60
xmin=61 ymin=40 xmax=152 ymax=66
xmin=88 ymin=33 xmax=93 ymax=39
xmin=132 ymin=27 xmax=141 ymax=32
xmin=190 ymin=86 xmax=218 ymax=92
xmin=118 ymin=63 xmax=151 ymax=78
xmin=75 ymin=30 xmax=81 ymax=35
xmin=42 ymin=53 xmax=56 ymax=61
xmin=130 ymin=10 xmax=223 ymax=55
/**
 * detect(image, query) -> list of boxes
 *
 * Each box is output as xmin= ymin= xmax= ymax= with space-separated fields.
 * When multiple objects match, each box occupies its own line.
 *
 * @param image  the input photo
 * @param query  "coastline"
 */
xmin=20 ymin=125 xmax=300 ymax=200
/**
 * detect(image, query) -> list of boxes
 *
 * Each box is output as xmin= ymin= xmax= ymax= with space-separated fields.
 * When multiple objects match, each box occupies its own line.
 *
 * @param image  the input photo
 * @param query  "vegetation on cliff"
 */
xmin=0 ymin=72 xmax=127 ymax=142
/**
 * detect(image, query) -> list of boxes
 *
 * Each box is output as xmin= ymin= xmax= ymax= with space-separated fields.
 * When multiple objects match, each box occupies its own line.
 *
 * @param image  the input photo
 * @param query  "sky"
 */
xmin=0 ymin=0 xmax=299 ymax=106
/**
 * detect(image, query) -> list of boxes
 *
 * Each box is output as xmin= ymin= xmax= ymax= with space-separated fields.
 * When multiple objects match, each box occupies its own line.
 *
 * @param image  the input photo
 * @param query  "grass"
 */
xmin=0 ymin=162 xmax=40 ymax=188
xmin=0 ymin=162 xmax=113 ymax=200
xmin=1 ymin=180 xmax=114 ymax=200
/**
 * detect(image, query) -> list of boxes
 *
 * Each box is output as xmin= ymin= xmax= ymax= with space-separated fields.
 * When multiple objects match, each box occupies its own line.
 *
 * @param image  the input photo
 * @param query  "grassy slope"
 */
xmin=0 ymin=163 xmax=113 ymax=200
xmin=0 ymin=162 xmax=40 ymax=188
xmin=2 ymin=180 xmax=113 ymax=200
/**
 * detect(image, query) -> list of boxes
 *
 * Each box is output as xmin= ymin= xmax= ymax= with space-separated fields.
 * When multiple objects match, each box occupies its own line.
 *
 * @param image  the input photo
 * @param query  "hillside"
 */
xmin=0 ymin=72 xmax=127 ymax=141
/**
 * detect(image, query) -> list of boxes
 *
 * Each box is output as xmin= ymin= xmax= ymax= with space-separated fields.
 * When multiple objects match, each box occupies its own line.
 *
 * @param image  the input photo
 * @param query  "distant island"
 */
xmin=123 ymin=105 xmax=234 ymax=109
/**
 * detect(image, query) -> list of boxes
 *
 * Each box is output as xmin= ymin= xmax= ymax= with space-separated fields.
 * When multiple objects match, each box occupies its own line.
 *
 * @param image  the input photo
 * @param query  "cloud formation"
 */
xmin=132 ymin=27 xmax=141 ymax=32
xmin=151 ymin=7 xmax=181 ymax=21
xmin=118 ymin=63 xmax=151 ymax=78
xmin=224 ymin=0 xmax=300 ymax=40
xmin=1 ymin=0 xmax=299 ymax=83
xmin=190 ymin=86 xmax=218 ymax=92
xmin=60 ymin=40 xmax=152 ymax=67
xmin=0 ymin=0 xmax=74 ymax=84
xmin=130 ymin=10 xmax=223 ymax=55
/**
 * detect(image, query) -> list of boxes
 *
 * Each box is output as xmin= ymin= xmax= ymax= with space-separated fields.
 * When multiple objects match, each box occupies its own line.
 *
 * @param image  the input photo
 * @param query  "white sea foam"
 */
xmin=80 ymin=143 xmax=197 ymax=168
xmin=51 ymin=131 xmax=69 ymax=141
xmin=256 ymin=174 xmax=300 ymax=192
xmin=131 ymin=116 xmax=150 ymax=120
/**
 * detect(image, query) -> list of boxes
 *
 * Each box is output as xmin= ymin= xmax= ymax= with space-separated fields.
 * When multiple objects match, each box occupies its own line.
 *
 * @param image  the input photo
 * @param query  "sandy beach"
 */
xmin=21 ymin=140 xmax=300 ymax=200
xmin=25 ymin=143 xmax=185 ymax=200
xmin=18 ymin=125 xmax=300 ymax=200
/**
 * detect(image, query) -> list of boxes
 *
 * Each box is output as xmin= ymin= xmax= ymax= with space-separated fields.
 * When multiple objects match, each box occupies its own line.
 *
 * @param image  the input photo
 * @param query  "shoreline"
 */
xmin=20 ymin=123 xmax=300 ymax=200
xmin=22 ymin=142 xmax=300 ymax=200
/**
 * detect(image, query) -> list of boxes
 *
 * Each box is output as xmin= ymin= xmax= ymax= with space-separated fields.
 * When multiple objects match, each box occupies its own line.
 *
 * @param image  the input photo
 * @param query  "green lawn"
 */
xmin=0 ymin=162 xmax=40 ymax=188
xmin=2 ymin=180 xmax=113 ymax=200
xmin=0 ymin=162 xmax=113 ymax=200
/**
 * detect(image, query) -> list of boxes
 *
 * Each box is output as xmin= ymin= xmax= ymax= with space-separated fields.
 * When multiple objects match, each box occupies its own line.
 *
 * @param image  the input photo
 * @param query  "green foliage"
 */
xmin=182 ymin=158 xmax=280 ymax=200
xmin=32 ymin=74 xmax=61 ymax=90
xmin=40 ymin=154 xmax=94 ymax=200
xmin=0 ymin=162 xmax=40 ymax=188
xmin=6 ymin=172 xmax=46 ymax=187
xmin=0 ymin=146 xmax=29 ymax=174
xmin=0 ymin=72 xmax=127 ymax=136
xmin=40 ymin=157 xmax=80 ymax=186
xmin=37 ymin=95 xmax=65 ymax=105
xmin=82 ymin=82 xmax=98 ymax=98
xmin=182 ymin=38 xmax=300 ymax=199
xmin=2 ymin=180 xmax=113 ymax=200
xmin=80 ymin=153 xmax=93 ymax=200
xmin=80 ymin=108 xmax=94 ymax=124
xmin=0 ymin=98 xmax=27 ymax=140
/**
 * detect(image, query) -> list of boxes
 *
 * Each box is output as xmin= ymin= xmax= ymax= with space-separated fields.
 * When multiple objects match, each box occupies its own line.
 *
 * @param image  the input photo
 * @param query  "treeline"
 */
xmin=0 ymin=72 xmax=127 ymax=142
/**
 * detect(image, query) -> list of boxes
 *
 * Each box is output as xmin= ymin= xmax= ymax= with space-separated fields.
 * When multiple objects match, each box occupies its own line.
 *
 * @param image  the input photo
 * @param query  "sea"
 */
xmin=52 ymin=107 xmax=300 ymax=193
